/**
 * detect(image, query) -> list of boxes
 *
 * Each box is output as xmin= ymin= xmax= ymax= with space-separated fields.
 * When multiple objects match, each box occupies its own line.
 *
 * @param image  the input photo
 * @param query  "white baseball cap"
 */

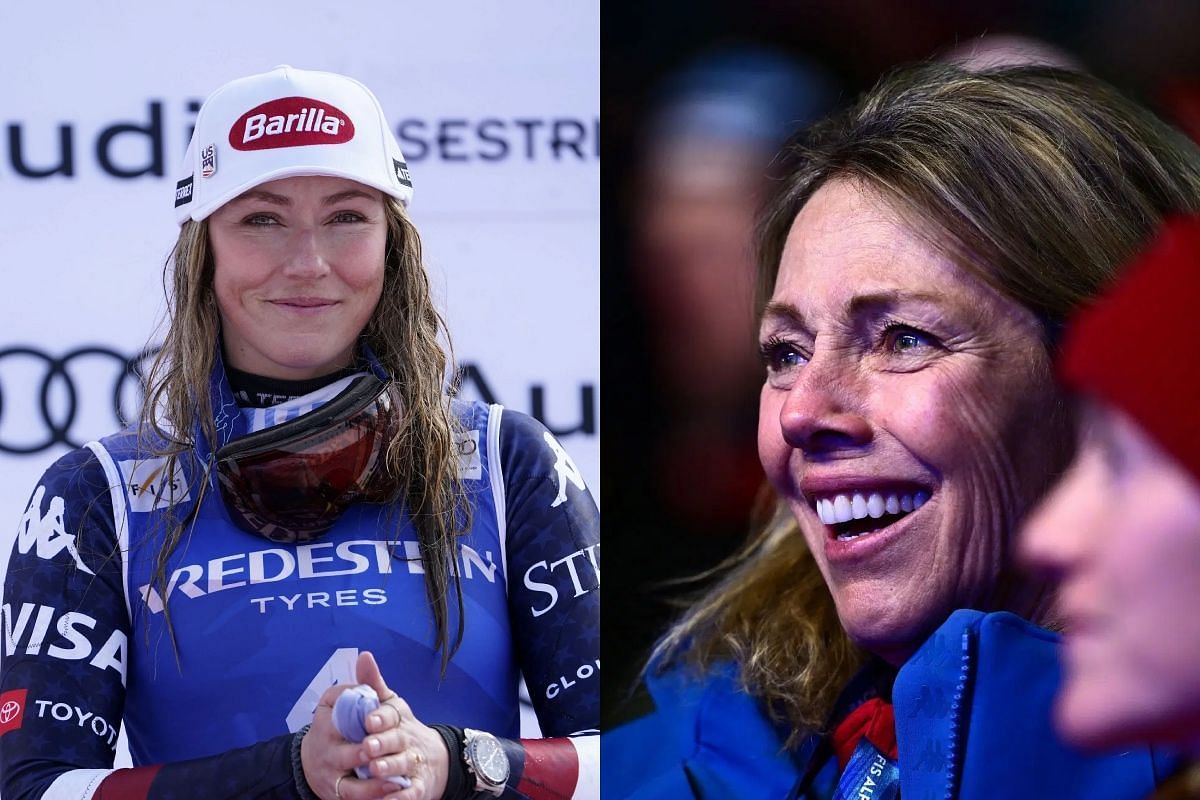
xmin=174 ymin=65 xmax=413 ymax=224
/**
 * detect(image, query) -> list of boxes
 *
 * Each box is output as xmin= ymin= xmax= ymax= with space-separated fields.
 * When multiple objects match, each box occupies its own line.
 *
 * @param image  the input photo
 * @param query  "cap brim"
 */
xmin=179 ymin=164 xmax=412 ymax=224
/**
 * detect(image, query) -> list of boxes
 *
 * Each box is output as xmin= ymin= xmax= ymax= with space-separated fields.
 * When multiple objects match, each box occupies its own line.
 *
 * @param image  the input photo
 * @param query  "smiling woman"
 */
xmin=606 ymin=63 xmax=1200 ymax=800
xmin=757 ymin=179 xmax=1067 ymax=664
xmin=0 ymin=66 xmax=599 ymax=800
xmin=208 ymin=178 xmax=388 ymax=380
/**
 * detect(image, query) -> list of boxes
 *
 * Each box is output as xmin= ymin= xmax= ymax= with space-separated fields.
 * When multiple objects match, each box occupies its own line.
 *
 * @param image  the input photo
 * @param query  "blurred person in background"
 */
xmin=605 ymin=63 xmax=1200 ymax=799
xmin=0 ymin=66 xmax=599 ymax=800
xmin=607 ymin=48 xmax=836 ymax=722
xmin=1022 ymin=216 xmax=1200 ymax=797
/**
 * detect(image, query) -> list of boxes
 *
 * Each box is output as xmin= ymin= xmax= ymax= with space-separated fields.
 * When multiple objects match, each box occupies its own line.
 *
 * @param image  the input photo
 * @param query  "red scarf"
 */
xmin=830 ymin=697 xmax=898 ymax=771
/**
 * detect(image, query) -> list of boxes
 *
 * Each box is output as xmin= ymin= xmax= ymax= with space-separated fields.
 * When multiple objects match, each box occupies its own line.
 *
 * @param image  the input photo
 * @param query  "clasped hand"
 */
xmin=302 ymin=651 xmax=450 ymax=800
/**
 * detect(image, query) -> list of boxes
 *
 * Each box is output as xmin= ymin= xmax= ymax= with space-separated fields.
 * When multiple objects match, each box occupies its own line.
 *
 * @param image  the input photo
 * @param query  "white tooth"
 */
xmin=900 ymin=494 xmax=913 ymax=513
xmin=851 ymin=493 xmax=868 ymax=520
xmin=885 ymin=494 xmax=900 ymax=515
xmin=816 ymin=499 xmax=832 ymax=525
xmin=914 ymin=491 xmax=930 ymax=509
xmin=867 ymin=493 xmax=885 ymax=519
xmin=833 ymin=494 xmax=853 ymax=523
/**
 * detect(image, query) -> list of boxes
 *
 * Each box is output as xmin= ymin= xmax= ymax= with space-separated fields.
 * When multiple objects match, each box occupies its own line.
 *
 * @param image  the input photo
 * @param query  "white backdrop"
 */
xmin=0 ymin=1 xmax=598 ymax=772
xmin=0 ymin=4 xmax=599 ymax=551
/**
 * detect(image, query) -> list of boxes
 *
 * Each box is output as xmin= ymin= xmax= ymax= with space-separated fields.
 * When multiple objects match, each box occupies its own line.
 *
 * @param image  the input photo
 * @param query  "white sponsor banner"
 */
xmin=0 ymin=0 xmax=597 ymax=762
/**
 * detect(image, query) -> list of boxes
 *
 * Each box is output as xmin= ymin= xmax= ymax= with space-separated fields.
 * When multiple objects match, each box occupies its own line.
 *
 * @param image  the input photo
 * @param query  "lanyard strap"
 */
xmin=833 ymin=738 xmax=900 ymax=800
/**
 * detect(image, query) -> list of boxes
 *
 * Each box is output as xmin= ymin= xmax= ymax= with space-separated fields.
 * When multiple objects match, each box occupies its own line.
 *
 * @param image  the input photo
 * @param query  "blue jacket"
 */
xmin=605 ymin=610 xmax=1176 ymax=799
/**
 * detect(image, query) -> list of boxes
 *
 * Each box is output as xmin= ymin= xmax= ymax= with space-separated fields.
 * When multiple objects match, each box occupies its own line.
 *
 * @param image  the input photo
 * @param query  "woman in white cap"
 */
xmin=1021 ymin=216 xmax=1200 ymax=794
xmin=0 ymin=65 xmax=599 ymax=800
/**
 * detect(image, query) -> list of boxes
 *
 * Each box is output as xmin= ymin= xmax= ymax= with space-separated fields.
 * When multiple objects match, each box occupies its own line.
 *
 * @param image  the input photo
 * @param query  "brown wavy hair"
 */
xmin=137 ymin=197 xmax=471 ymax=671
xmin=654 ymin=63 xmax=1200 ymax=744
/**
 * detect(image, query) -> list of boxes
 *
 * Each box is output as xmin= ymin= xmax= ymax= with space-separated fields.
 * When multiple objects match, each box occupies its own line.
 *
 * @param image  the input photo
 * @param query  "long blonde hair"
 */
xmin=655 ymin=63 xmax=1200 ymax=743
xmin=138 ymin=197 xmax=471 ymax=671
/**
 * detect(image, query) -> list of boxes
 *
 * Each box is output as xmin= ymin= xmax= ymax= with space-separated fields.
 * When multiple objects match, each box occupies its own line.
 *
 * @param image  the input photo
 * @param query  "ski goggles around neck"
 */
xmin=215 ymin=374 xmax=400 ymax=543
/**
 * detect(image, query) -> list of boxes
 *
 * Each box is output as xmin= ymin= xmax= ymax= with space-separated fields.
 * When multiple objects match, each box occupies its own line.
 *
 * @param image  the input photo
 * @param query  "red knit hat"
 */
xmin=1058 ymin=215 xmax=1200 ymax=483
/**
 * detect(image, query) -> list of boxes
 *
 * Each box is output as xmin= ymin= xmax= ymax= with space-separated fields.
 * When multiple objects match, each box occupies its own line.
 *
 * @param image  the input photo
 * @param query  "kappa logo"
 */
xmin=543 ymin=431 xmax=586 ymax=508
xmin=908 ymin=684 xmax=951 ymax=719
xmin=0 ymin=689 xmax=27 ymax=736
xmin=230 ymin=96 xmax=355 ymax=151
xmin=913 ymin=735 xmax=946 ymax=772
xmin=17 ymin=486 xmax=94 ymax=575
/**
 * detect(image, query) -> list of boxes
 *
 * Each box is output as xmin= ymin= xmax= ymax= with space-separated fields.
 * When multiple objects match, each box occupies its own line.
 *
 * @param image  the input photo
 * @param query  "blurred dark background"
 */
xmin=601 ymin=0 xmax=1200 ymax=729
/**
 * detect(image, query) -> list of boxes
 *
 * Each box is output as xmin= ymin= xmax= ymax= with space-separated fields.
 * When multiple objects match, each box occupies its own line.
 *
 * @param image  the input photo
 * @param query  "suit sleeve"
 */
xmin=496 ymin=409 xmax=599 ymax=800
xmin=0 ymin=447 xmax=302 ymax=800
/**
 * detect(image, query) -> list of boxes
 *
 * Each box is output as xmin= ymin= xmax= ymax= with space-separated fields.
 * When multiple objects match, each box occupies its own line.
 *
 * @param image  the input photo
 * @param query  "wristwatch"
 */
xmin=462 ymin=728 xmax=509 ymax=797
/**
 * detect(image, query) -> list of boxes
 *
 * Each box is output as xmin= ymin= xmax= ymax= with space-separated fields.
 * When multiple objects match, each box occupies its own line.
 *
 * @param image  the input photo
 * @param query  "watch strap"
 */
xmin=430 ymin=724 xmax=473 ymax=800
xmin=291 ymin=724 xmax=322 ymax=800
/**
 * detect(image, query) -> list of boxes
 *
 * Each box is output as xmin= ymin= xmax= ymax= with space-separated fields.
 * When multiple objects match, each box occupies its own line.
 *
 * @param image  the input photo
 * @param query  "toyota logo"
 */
xmin=0 ymin=700 xmax=20 ymax=724
xmin=0 ymin=345 xmax=159 ymax=455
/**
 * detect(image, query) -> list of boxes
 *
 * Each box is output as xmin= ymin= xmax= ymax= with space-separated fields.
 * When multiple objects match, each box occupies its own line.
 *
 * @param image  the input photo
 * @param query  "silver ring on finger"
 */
xmin=335 ymin=774 xmax=347 ymax=800
xmin=382 ymin=701 xmax=405 ymax=726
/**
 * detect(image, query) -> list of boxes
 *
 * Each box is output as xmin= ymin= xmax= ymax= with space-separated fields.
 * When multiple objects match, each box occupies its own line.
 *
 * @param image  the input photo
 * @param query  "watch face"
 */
xmin=468 ymin=733 xmax=509 ymax=786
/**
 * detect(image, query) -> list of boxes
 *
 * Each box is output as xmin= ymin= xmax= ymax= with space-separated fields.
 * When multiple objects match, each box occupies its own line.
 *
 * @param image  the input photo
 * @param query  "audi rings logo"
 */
xmin=0 ymin=346 xmax=158 ymax=455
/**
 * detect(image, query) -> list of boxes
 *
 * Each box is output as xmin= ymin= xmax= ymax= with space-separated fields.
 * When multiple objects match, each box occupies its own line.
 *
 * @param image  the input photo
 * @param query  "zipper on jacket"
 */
xmin=943 ymin=626 xmax=977 ymax=800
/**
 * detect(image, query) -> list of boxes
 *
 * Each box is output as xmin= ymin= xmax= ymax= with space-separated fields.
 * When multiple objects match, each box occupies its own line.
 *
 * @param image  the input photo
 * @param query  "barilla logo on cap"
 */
xmin=230 ymin=96 xmax=355 ymax=151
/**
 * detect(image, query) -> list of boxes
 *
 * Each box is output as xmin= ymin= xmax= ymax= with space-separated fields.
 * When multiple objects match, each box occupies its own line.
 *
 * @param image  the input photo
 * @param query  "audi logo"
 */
xmin=0 ymin=345 xmax=159 ymax=455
